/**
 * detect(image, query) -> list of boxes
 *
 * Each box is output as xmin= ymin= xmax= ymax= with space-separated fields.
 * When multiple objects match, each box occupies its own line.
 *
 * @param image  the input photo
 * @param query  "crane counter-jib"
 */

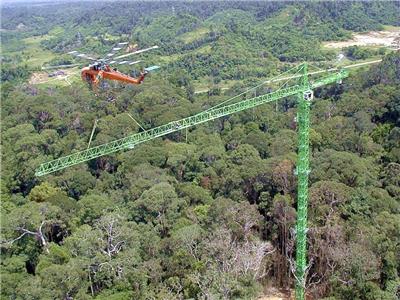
xmin=35 ymin=69 xmax=348 ymax=177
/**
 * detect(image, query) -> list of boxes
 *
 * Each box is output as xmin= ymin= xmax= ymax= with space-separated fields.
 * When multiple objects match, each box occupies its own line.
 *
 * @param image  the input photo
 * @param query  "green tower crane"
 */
xmin=295 ymin=63 xmax=312 ymax=300
xmin=35 ymin=64 xmax=349 ymax=299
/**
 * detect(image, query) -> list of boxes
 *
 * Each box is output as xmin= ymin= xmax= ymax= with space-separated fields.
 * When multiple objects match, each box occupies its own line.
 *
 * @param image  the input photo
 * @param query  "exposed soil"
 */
xmin=323 ymin=29 xmax=400 ymax=49
xmin=29 ymin=68 xmax=78 ymax=85
xmin=258 ymin=288 xmax=293 ymax=300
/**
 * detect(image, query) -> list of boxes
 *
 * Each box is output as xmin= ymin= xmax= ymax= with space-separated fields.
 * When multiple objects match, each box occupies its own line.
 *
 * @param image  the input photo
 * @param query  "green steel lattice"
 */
xmin=35 ymin=69 xmax=347 ymax=177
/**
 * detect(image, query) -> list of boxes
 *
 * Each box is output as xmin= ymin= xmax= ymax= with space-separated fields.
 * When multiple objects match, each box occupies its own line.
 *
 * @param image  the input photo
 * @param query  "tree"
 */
xmin=1 ymin=202 xmax=67 ymax=255
xmin=131 ymin=183 xmax=186 ymax=237
xmin=76 ymin=194 xmax=114 ymax=225
xmin=309 ymin=181 xmax=353 ymax=226
xmin=311 ymin=149 xmax=377 ymax=187
xmin=28 ymin=182 xmax=61 ymax=202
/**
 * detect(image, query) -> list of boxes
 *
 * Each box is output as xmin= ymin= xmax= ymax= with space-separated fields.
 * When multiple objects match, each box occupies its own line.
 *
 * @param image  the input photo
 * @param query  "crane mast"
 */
xmin=35 ymin=65 xmax=349 ymax=300
xmin=295 ymin=64 xmax=312 ymax=300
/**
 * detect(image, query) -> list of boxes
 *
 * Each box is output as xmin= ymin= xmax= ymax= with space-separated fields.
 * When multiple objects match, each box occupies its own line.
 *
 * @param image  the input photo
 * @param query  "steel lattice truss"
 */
xmin=35 ymin=68 xmax=348 ymax=176
xmin=34 ymin=64 xmax=350 ymax=300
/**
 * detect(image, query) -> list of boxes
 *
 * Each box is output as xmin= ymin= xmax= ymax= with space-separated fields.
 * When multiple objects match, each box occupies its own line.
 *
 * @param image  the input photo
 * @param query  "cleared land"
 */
xmin=179 ymin=27 xmax=210 ymax=43
xmin=29 ymin=68 xmax=80 ymax=86
xmin=323 ymin=28 xmax=400 ymax=49
xmin=258 ymin=288 xmax=293 ymax=300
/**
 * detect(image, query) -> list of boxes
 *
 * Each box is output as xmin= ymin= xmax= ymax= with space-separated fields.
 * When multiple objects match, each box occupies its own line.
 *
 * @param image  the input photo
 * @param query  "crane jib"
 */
xmin=35 ymin=70 xmax=348 ymax=176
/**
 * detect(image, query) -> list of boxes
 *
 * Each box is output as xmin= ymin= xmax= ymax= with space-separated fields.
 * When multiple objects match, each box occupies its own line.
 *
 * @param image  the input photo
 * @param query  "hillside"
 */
xmin=1 ymin=2 xmax=400 ymax=300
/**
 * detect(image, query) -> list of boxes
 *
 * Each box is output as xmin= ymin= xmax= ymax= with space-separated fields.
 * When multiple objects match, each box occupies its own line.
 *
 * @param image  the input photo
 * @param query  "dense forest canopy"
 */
xmin=1 ymin=1 xmax=400 ymax=300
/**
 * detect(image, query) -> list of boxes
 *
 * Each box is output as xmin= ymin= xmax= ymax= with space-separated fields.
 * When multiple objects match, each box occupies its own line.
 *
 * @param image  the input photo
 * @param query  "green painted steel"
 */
xmin=34 ymin=65 xmax=348 ymax=299
xmin=35 ymin=69 xmax=348 ymax=181
xmin=295 ymin=64 xmax=312 ymax=300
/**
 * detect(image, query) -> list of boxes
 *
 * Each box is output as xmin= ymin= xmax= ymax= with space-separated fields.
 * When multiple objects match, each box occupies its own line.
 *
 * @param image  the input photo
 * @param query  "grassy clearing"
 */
xmin=195 ymin=44 xmax=212 ymax=54
xmin=193 ymin=78 xmax=239 ymax=94
xmin=21 ymin=35 xmax=57 ymax=67
xmin=157 ymin=53 xmax=182 ymax=64
xmin=48 ymin=26 xmax=65 ymax=35
xmin=1 ymin=33 xmax=58 ymax=68
xmin=179 ymin=27 xmax=210 ymax=43
xmin=3 ymin=29 xmax=65 ymax=68
xmin=382 ymin=25 xmax=400 ymax=31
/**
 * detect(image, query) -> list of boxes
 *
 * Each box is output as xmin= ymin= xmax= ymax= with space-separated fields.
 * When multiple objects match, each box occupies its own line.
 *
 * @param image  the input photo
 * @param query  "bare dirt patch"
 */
xmin=29 ymin=68 xmax=79 ymax=85
xmin=323 ymin=29 xmax=400 ymax=49
xmin=258 ymin=288 xmax=293 ymax=300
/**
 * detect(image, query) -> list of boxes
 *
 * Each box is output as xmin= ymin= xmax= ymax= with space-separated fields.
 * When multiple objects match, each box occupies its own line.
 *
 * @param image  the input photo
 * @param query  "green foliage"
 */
xmin=311 ymin=149 xmax=378 ymax=187
xmin=344 ymin=45 xmax=377 ymax=60
xmin=133 ymin=13 xmax=200 ymax=44
xmin=1 ymin=2 xmax=400 ymax=299
xmin=28 ymin=182 xmax=61 ymax=202
xmin=1 ymin=63 xmax=32 ymax=83
xmin=366 ymin=52 xmax=400 ymax=86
